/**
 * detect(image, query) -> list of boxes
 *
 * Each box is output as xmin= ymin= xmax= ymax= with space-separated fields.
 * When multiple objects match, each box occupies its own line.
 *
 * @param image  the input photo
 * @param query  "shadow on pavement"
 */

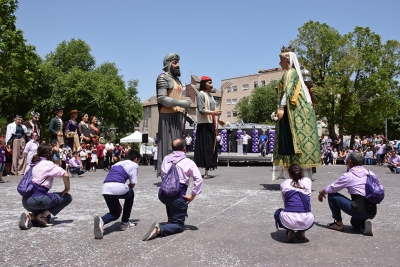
xmin=313 ymin=221 xmax=363 ymax=235
xmin=154 ymin=182 xmax=161 ymax=187
xmin=270 ymin=229 xmax=310 ymax=243
xmin=52 ymin=219 xmax=74 ymax=225
xmin=260 ymin=184 xmax=280 ymax=191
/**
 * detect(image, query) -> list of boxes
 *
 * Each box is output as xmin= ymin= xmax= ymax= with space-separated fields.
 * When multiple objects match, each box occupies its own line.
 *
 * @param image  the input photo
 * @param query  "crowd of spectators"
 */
xmin=320 ymin=133 xmax=399 ymax=167
xmin=0 ymin=107 xmax=131 ymax=179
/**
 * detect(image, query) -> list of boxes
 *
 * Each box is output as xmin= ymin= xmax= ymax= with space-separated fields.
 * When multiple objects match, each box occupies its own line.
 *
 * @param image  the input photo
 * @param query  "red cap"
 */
xmin=200 ymin=76 xmax=212 ymax=82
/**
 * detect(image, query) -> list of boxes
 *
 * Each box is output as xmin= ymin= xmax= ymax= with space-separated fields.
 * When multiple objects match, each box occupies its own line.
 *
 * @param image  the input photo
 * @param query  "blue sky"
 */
xmin=15 ymin=0 xmax=400 ymax=102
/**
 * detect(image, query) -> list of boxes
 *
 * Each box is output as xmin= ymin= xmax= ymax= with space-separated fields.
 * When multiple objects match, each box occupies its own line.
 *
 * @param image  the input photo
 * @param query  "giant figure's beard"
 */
xmin=171 ymin=66 xmax=181 ymax=77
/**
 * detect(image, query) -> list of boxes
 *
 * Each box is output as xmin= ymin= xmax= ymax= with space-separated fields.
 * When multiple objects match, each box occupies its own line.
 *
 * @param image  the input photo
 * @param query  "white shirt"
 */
xmin=102 ymin=160 xmax=139 ymax=195
xmin=185 ymin=136 xmax=192 ymax=145
xmin=5 ymin=122 xmax=27 ymax=143
xmin=242 ymin=134 xmax=251 ymax=145
xmin=105 ymin=142 xmax=114 ymax=151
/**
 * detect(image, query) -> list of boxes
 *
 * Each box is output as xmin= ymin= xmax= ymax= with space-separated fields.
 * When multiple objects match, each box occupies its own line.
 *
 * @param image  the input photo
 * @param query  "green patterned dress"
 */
xmin=273 ymin=68 xmax=320 ymax=168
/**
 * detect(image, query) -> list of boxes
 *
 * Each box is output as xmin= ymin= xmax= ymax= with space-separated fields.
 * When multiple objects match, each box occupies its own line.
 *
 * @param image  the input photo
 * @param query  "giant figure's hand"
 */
xmin=277 ymin=109 xmax=284 ymax=120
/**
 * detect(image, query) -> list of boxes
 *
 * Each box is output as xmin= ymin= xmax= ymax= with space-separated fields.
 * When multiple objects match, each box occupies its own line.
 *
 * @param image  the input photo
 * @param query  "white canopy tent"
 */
xmin=120 ymin=131 xmax=154 ymax=143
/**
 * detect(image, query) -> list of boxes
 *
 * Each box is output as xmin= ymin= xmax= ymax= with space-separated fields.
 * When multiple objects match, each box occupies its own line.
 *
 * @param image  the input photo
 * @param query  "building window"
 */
xmin=227 ymin=86 xmax=231 ymax=92
xmin=232 ymin=86 xmax=237 ymax=92
xmin=254 ymin=81 xmax=258 ymax=88
xmin=261 ymin=80 xmax=265 ymax=86
xmin=227 ymin=111 xmax=231 ymax=117
xmin=227 ymin=99 xmax=231 ymax=105
xmin=243 ymin=84 xmax=249 ymax=90
xmin=233 ymin=111 xmax=237 ymax=117
xmin=232 ymin=98 xmax=237 ymax=105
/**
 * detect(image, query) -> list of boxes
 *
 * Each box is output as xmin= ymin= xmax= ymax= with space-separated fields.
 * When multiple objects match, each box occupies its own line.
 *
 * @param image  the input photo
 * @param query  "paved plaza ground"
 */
xmin=0 ymin=161 xmax=399 ymax=266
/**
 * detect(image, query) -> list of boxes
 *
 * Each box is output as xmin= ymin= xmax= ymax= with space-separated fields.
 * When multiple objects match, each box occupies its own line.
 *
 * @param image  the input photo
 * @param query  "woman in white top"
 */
xmin=274 ymin=164 xmax=314 ymax=242
xmin=23 ymin=132 xmax=39 ymax=173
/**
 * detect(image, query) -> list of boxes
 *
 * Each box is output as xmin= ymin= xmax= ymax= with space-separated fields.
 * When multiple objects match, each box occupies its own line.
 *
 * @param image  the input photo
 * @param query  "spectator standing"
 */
xmin=142 ymin=138 xmax=203 ymax=241
xmin=151 ymin=144 xmax=158 ymax=172
xmin=364 ymin=147 xmax=373 ymax=165
xmin=241 ymin=131 xmax=251 ymax=155
xmin=393 ymin=140 xmax=399 ymax=154
xmin=332 ymin=148 xmax=338 ymax=165
xmin=105 ymin=139 xmax=114 ymax=171
xmin=0 ymin=140 xmax=5 ymax=183
xmin=79 ymin=145 xmax=88 ymax=172
xmin=93 ymin=149 xmax=141 ymax=239
xmin=23 ymin=132 xmax=39 ymax=172
xmin=96 ymin=141 xmax=105 ymax=169
xmin=185 ymin=134 xmax=192 ymax=153
xmin=91 ymin=144 xmax=97 ymax=171
xmin=375 ymin=141 xmax=385 ymax=166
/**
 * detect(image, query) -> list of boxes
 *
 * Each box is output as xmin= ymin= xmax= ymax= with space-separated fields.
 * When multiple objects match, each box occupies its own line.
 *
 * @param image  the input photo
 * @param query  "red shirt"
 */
xmin=96 ymin=144 xmax=105 ymax=158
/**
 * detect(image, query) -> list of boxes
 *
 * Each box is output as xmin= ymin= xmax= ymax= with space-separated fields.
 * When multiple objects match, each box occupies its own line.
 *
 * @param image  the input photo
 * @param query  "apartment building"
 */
xmin=219 ymin=68 xmax=284 ymax=123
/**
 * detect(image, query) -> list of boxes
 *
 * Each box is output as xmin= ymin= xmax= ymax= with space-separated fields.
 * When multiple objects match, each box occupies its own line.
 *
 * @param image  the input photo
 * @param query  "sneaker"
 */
xmin=327 ymin=220 xmax=344 ymax=231
xmin=19 ymin=212 xmax=30 ymax=230
xmin=94 ymin=216 xmax=104 ymax=239
xmin=0 ymin=179 xmax=5 ymax=183
xmin=120 ymin=221 xmax=134 ymax=231
xmin=328 ymin=163 xmax=332 ymax=165
xmin=364 ymin=219 xmax=373 ymax=236
xmin=286 ymin=230 xmax=295 ymax=243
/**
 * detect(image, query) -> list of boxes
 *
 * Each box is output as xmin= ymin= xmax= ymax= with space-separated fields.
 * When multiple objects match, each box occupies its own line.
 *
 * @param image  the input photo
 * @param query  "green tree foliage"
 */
xmin=38 ymin=39 xmax=143 ymax=139
xmin=292 ymin=21 xmax=400 ymax=140
xmin=234 ymin=81 xmax=278 ymax=124
xmin=0 ymin=0 xmax=42 ymax=123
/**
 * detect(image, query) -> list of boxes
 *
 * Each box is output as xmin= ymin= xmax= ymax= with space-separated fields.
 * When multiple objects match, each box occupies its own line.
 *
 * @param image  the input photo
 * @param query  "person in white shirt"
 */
xmin=105 ymin=139 xmax=114 ymax=171
xmin=151 ymin=144 xmax=158 ymax=171
xmin=6 ymin=115 xmax=28 ymax=175
xmin=241 ymin=131 xmax=251 ymax=155
xmin=185 ymin=134 xmax=193 ymax=153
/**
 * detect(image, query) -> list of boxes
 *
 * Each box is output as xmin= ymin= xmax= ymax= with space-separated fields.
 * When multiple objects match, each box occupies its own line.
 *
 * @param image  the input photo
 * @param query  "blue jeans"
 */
xmin=364 ymin=158 xmax=372 ymax=165
xmin=243 ymin=144 xmax=248 ymax=154
xmin=158 ymin=192 xmax=188 ymax=237
xmin=327 ymin=193 xmax=375 ymax=229
xmin=102 ymin=189 xmax=134 ymax=224
xmin=153 ymin=159 xmax=157 ymax=171
xmin=387 ymin=164 xmax=400 ymax=173
xmin=69 ymin=167 xmax=85 ymax=175
xmin=22 ymin=193 xmax=73 ymax=216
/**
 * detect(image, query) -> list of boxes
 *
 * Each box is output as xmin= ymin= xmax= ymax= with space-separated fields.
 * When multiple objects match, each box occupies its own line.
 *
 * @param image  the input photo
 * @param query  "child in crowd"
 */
xmin=0 ymin=140 xmax=5 ymax=183
xmin=79 ymin=145 xmax=87 ymax=171
xmin=332 ymin=148 xmax=338 ymax=165
xmin=93 ymin=149 xmax=141 ymax=239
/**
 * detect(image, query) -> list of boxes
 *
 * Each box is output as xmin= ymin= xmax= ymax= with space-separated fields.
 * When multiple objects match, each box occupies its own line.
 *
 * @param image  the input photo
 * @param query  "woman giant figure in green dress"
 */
xmin=273 ymin=46 xmax=320 ymax=179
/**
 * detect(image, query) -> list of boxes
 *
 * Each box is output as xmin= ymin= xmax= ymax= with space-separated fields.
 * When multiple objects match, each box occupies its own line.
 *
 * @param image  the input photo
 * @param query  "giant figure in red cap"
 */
xmin=194 ymin=76 xmax=223 ymax=179
xmin=156 ymin=53 xmax=192 ymax=177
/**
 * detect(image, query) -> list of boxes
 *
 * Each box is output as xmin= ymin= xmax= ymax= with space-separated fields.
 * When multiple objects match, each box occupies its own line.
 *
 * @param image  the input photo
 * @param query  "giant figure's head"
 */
xmin=163 ymin=53 xmax=181 ymax=77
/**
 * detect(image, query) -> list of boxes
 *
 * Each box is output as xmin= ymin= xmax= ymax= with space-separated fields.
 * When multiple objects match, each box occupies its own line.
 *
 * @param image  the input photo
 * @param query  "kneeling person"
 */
xmin=68 ymin=151 xmax=85 ymax=177
xmin=142 ymin=138 xmax=203 ymax=241
xmin=93 ymin=149 xmax=140 ymax=239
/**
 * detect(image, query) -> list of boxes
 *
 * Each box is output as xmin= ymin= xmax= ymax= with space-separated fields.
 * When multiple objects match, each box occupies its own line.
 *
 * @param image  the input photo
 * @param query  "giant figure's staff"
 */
xmin=213 ymin=82 xmax=232 ymax=153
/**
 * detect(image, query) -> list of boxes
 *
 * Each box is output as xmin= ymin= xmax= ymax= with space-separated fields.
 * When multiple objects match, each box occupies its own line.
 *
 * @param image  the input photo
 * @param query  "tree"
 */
xmin=234 ymin=81 xmax=278 ymax=124
xmin=0 ymin=0 xmax=42 ymax=123
xmin=38 ymin=39 xmax=142 ymax=140
xmin=292 ymin=21 xmax=400 ymax=142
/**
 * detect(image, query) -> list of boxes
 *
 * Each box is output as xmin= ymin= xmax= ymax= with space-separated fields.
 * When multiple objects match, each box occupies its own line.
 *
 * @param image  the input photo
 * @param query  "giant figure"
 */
xmin=273 ymin=46 xmax=320 ymax=179
xmin=156 ymin=53 xmax=191 ymax=177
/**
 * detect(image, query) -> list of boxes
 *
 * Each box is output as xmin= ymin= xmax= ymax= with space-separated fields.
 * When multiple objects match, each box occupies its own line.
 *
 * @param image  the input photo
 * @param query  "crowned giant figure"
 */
xmin=156 ymin=53 xmax=191 ymax=177
xmin=273 ymin=46 xmax=320 ymax=179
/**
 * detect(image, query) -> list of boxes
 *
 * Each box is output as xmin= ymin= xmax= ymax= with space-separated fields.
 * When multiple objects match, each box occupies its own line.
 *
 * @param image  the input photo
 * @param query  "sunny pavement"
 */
xmin=0 ymin=162 xmax=399 ymax=266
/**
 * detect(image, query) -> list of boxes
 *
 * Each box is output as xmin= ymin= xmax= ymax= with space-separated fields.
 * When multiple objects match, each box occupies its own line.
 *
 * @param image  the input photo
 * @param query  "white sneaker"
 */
xmin=328 ymin=163 xmax=331 ymax=165
xmin=120 ymin=221 xmax=134 ymax=231
xmin=94 ymin=216 xmax=104 ymax=239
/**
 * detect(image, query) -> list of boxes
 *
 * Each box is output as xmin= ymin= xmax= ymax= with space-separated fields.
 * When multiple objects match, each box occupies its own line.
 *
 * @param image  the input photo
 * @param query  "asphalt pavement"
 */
xmin=0 ymin=162 xmax=399 ymax=266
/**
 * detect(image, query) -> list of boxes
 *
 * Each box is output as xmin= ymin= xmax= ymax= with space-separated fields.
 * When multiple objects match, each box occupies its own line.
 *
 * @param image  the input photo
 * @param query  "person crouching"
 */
xmin=19 ymin=143 xmax=72 ymax=229
xmin=274 ymin=164 xmax=314 ymax=242
xmin=93 ymin=149 xmax=141 ymax=239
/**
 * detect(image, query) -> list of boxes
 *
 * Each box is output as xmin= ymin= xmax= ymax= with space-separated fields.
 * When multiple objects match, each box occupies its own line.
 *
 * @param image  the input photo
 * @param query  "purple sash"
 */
xmin=283 ymin=190 xmax=311 ymax=213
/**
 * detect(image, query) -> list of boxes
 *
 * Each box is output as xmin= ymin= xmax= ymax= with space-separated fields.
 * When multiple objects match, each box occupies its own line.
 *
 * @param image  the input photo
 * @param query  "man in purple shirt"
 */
xmin=387 ymin=151 xmax=400 ymax=173
xmin=68 ymin=152 xmax=85 ymax=177
xmin=317 ymin=152 xmax=377 ymax=236
xmin=142 ymin=137 xmax=203 ymax=241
